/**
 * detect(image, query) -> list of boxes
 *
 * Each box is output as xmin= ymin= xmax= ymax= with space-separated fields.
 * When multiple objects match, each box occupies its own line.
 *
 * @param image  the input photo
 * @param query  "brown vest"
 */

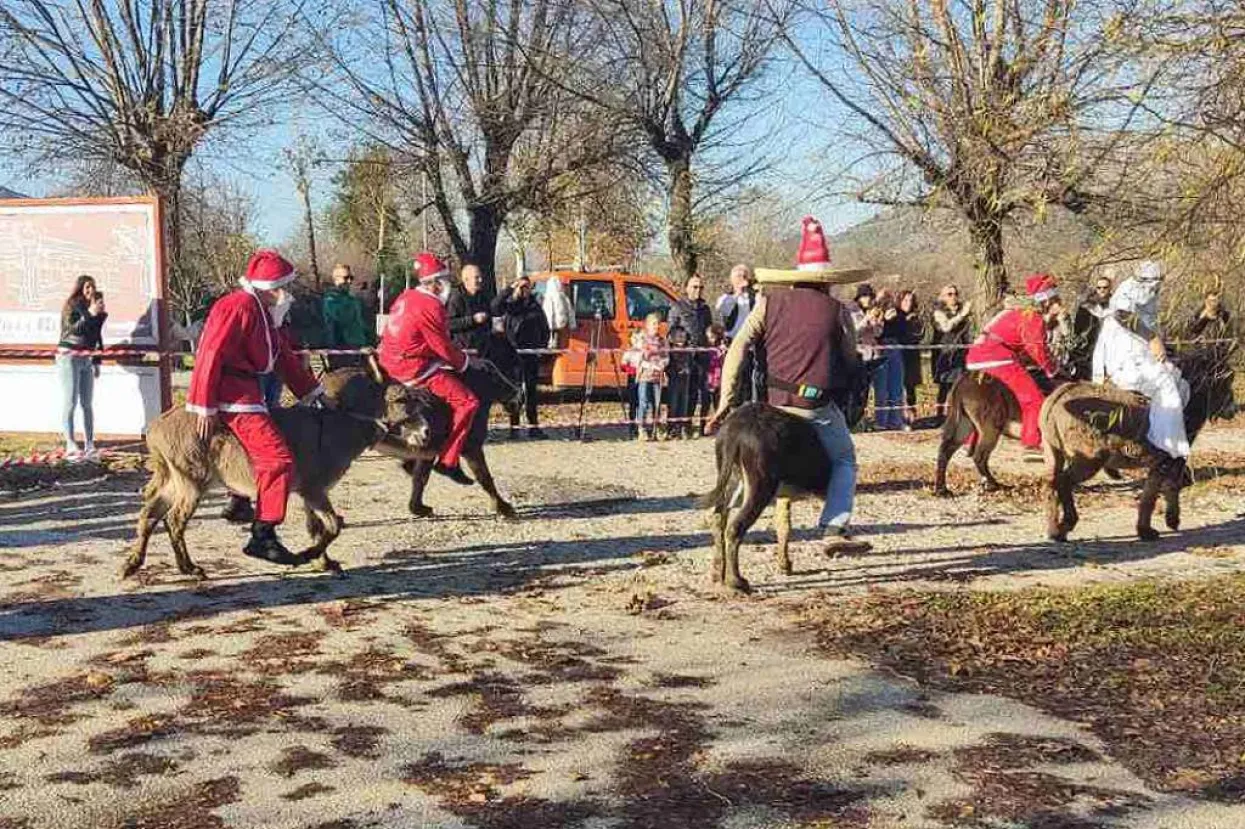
xmin=763 ymin=287 xmax=844 ymax=410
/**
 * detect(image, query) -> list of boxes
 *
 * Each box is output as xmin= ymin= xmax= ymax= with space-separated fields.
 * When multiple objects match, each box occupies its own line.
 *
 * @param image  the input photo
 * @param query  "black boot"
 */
xmin=433 ymin=462 xmax=474 ymax=486
xmin=220 ymin=493 xmax=255 ymax=524
xmin=243 ymin=522 xmax=302 ymax=566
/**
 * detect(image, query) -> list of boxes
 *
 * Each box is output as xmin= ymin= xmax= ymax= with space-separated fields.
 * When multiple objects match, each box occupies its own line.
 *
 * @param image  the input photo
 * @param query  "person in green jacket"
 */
xmin=322 ymin=263 xmax=373 ymax=368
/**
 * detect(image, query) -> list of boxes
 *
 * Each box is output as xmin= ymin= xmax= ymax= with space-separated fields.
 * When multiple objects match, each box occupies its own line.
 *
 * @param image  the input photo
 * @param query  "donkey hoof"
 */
xmin=1138 ymin=527 xmax=1160 ymax=542
xmin=1165 ymin=512 xmax=1181 ymax=531
xmin=722 ymin=578 xmax=753 ymax=596
xmin=119 ymin=560 xmax=142 ymax=580
xmin=409 ymin=503 xmax=434 ymax=519
xmin=496 ymin=502 xmax=518 ymax=521
xmin=932 ymin=487 xmax=953 ymax=499
xmin=1047 ymin=531 xmax=1068 ymax=544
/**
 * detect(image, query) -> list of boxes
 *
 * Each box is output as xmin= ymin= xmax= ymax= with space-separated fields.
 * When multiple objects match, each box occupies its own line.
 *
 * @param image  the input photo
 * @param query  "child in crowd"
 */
xmin=621 ymin=329 xmax=643 ymax=438
xmin=665 ymin=325 xmax=692 ymax=439
xmin=704 ymin=323 xmax=727 ymax=419
xmin=635 ymin=312 xmax=668 ymax=441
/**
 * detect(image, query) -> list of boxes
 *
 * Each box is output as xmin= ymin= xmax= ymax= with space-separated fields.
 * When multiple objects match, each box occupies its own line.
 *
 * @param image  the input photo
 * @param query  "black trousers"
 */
xmin=509 ymin=354 xmax=541 ymax=427
xmin=667 ymin=364 xmax=711 ymax=436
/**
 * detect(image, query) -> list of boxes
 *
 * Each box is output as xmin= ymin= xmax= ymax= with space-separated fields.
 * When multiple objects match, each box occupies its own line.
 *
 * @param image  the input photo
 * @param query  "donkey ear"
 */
xmin=384 ymin=382 xmax=408 ymax=406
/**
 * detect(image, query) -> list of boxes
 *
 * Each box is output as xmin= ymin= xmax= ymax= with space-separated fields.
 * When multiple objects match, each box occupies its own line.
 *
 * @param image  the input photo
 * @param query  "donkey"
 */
xmin=122 ymin=385 xmax=434 ymax=580
xmin=1043 ymin=345 xmax=1237 ymax=542
xmin=321 ymin=356 xmax=522 ymax=519
xmin=699 ymin=403 xmax=837 ymax=594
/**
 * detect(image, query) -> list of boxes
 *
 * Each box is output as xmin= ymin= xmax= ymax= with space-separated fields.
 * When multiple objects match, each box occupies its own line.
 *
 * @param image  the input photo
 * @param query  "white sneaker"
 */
xmin=84 ymin=442 xmax=98 ymax=458
xmin=64 ymin=441 xmax=81 ymax=456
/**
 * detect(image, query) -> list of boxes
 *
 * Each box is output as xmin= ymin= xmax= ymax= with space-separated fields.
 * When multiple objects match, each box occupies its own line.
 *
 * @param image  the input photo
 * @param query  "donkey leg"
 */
xmin=1046 ymin=450 xmax=1067 ymax=542
xmin=1136 ymin=466 xmax=1164 ymax=541
xmin=1163 ymin=470 xmax=1183 ymax=531
xmin=406 ymin=459 xmax=435 ymax=518
xmin=165 ymin=492 xmax=206 ymax=579
xmin=971 ymin=424 xmax=1005 ymax=492
xmin=708 ymin=479 xmax=741 ymax=584
xmin=463 ymin=447 xmax=516 ymax=519
xmin=934 ymin=436 xmax=959 ymax=497
xmin=723 ymin=471 xmax=778 ymax=595
xmin=300 ymin=493 xmax=344 ymax=575
xmin=774 ymin=496 xmax=793 ymax=575
xmin=121 ymin=493 xmax=172 ymax=579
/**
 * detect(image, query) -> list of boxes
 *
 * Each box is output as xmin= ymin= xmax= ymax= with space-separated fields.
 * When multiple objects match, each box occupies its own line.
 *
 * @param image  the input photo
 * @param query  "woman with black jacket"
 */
xmin=57 ymin=275 xmax=107 ymax=456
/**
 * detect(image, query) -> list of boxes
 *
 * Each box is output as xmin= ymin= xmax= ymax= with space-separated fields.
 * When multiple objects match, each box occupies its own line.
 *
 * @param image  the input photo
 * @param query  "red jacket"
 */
xmin=378 ymin=287 xmax=469 ymax=386
xmin=965 ymin=306 xmax=1055 ymax=376
xmin=186 ymin=288 xmax=320 ymax=416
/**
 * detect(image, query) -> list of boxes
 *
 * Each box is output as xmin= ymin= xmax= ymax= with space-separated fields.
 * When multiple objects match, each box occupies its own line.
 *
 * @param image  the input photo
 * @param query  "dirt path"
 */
xmin=3 ymin=427 xmax=1245 ymax=827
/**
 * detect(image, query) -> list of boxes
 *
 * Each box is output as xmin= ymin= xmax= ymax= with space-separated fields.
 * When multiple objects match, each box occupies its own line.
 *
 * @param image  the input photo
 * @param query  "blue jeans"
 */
xmin=872 ymin=348 xmax=905 ymax=429
xmin=636 ymin=381 xmax=660 ymax=435
xmin=261 ymin=373 xmax=283 ymax=409
xmin=808 ymin=403 xmax=857 ymax=530
xmin=56 ymin=354 xmax=95 ymax=445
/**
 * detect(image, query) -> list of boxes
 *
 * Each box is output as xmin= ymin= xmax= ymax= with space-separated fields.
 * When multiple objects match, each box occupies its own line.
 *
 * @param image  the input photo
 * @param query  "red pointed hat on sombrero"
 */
xmin=244 ymin=249 xmax=297 ymax=290
xmin=1024 ymin=273 xmax=1059 ymax=302
xmin=754 ymin=214 xmax=872 ymax=285
xmin=413 ymin=251 xmax=449 ymax=284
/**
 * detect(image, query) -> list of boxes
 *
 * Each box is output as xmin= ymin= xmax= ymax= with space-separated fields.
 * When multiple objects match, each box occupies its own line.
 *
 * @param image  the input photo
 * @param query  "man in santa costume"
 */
xmin=378 ymin=252 xmax=479 ymax=485
xmin=965 ymin=274 xmax=1065 ymax=456
xmin=187 ymin=249 xmax=326 ymax=565
xmin=1092 ymin=260 xmax=1190 ymax=460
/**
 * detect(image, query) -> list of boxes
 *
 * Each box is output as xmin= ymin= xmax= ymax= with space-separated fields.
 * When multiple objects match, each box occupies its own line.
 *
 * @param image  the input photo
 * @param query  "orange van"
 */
xmin=530 ymin=270 xmax=681 ymax=390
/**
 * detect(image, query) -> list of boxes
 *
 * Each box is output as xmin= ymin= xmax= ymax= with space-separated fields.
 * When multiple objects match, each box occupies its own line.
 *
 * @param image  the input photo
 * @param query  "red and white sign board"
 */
xmin=0 ymin=196 xmax=171 ymax=437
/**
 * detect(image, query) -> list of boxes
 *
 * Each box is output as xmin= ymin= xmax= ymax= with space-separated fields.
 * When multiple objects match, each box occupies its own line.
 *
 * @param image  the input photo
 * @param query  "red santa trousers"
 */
xmin=421 ymin=371 xmax=479 ymax=468
xmin=220 ymin=412 xmax=295 ymax=523
xmin=983 ymin=363 xmax=1044 ymax=448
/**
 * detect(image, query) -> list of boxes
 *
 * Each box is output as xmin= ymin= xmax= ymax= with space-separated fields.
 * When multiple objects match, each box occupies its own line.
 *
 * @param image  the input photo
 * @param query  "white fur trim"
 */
xmin=185 ymin=403 xmax=218 ymax=416
xmin=966 ymin=359 xmax=1015 ymax=370
xmin=219 ymin=402 xmax=269 ymax=413
xmin=797 ymin=261 xmax=831 ymax=271
xmin=1032 ymin=289 xmax=1058 ymax=302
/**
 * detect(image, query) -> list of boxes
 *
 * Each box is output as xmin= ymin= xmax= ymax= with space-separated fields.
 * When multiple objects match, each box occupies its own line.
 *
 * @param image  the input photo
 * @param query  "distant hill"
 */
xmin=0 ymin=186 xmax=28 ymax=199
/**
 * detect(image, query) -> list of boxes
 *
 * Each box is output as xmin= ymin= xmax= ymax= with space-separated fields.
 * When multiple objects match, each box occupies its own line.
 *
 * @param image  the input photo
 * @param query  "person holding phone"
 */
xmin=56 ymin=275 xmax=107 ymax=457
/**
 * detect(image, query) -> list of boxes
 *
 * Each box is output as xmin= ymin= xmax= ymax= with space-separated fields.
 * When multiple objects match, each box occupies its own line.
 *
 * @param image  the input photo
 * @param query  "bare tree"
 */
xmin=561 ymin=0 xmax=792 ymax=282
xmin=789 ymin=0 xmax=1157 ymax=312
xmin=283 ymin=135 xmax=322 ymax=288
xmin=0 ymin=0 xmax=315 ymax=282
xmin=313 ymin=0 xmax=623 ymax=295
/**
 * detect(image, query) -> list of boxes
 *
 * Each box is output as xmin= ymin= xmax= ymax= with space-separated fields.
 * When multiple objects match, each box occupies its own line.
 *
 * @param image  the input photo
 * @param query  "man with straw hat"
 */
xmin=705 ymin=216 xmax=873 ymax=554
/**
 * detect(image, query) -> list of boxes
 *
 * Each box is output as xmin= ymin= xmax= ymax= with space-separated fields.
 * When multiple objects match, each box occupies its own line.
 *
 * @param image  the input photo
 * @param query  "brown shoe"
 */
xmin=822 ymin=529 xmax=872 ymax=557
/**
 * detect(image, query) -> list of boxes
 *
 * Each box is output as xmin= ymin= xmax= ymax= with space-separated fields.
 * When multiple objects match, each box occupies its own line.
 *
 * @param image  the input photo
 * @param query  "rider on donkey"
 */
xmin=965 ymin=274 xmax=1066 ymax=459
xmin=706 ymin=215 xmax=872 ymax=555
xmin=188 ymin=249 xmax=328 ymax=566
xmin=1092 ymin=260 xmax=1191 ymax=465
xmin=378 ymin=252 xmax=479 ymax=486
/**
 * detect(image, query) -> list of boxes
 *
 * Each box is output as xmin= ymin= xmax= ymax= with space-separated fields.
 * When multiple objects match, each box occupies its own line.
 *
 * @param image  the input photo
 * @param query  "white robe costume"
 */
xmin=1091 ymin=264 xmax=1191 ymax=458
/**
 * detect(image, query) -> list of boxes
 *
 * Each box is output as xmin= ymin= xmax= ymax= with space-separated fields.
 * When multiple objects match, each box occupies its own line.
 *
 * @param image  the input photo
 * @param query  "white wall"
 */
xmin=0 ymin=362 xmax=163 ymax=437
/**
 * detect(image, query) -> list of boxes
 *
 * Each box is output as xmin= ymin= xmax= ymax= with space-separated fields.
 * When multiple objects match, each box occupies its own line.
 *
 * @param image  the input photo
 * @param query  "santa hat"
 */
xmin=1025 ymin=273 xmax=1059 ymax=303
xmin=244 ymin=249 xmax=297 ymax=290
xmin=413 ymin=252 xmax=449 ymax=284
xmin=796 ymin=215 xmax=832 ymax=271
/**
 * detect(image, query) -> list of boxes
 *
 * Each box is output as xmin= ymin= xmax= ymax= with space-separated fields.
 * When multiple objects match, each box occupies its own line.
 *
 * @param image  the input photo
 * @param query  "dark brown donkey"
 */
xmin=123 ymin=384 xmax=434 ymax=580
xmin=321 ymin=357 xmax=521 ymax=519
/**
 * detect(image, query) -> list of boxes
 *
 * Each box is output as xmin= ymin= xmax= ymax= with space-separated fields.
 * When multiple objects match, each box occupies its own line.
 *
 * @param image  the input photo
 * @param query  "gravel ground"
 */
xmin=3 ymin=424 xmax=1245 ymax=828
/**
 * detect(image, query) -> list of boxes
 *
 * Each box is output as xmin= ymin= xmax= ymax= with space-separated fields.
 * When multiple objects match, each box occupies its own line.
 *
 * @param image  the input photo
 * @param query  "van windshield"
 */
xmin=624 ymin=283 xmax=672 ymax=322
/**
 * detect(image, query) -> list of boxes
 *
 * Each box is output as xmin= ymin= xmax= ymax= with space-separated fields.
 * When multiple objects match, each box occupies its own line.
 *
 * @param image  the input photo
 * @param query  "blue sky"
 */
xmin=1 ymin=23 xmax=878 ymax=251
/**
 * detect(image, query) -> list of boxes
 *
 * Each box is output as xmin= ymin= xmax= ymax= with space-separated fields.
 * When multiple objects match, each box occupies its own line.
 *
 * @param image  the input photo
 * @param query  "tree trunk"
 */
xmin=299 ymin=181 xmax=320 ymax=288
xmin=967 ymin=214 xmax=1008 ymax=318
xmin=469 ymin=205 xmax=503 ymax=297
xmin=666 ymin=154 xmax=697 ymax=283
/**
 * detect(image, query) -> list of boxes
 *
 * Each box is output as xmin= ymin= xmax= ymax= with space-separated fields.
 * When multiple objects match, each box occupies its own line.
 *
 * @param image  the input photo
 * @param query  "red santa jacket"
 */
xmin=186 ymin=288 xmax=320 ymax=416
xmin=378 ymin=286 xmax=469 ymax=386
xmin=965 ymin=305 xmax=1056 ymax=376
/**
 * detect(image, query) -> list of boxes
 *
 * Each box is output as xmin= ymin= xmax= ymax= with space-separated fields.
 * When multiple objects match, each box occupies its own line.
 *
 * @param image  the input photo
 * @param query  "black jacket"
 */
xmin=446 ymin=287 xmax=493 ymax=353
xmin=492 ymin=287 xmax=550 ymax=350
xmin=58 ymin=298 xmax=106 ymax=364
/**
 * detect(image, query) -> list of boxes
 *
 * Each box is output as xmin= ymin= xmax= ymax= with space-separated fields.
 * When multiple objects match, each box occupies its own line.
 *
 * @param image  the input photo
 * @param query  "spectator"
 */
xmin=634 ymin=312 xmax=668 ymax=441
xmin=492 ymin=273 xmax=551 ymax=439
xmin=715 ymin=263 xmax=761 ymax=404
xmin=847 ymin=284 xmax=883 ymax=425
xmin=1071 ymin=274 xmax=1112 ymax=378
xmin=931 ymin=284 xmax=973 ymax=422
xmin=666 ymin=325 xmax=693 ymax=439
xmin=705 ymin=323 xmax=727 ymax=418
xmin=322 ymin=263 xmax=373 ymax=369
xmin=621 ymin=329 xmax=643 ymax=438
xmin=873 ymin=290 xmax=906 ymax=430
xmin=57 ymin=275 xmax=106 ymax=457
xmin=666 ymin=274 xmax=714 ymax=437
xmin=897 ymin=290 xmax=924 ymax=429
xmin=1190 ymin=289 xmax=1232 ymax=338
xmin=446 ymin=264 xmax=492 ymax=354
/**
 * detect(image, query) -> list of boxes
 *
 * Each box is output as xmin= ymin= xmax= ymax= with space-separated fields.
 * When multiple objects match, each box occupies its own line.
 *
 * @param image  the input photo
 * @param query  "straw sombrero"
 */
xmin=754 ymin=215 xmax=873 ymax=285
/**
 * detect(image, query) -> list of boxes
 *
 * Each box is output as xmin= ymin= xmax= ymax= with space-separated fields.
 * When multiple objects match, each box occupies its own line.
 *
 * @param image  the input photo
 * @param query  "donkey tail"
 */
xmin=696 ymin=428 xmax=739 ymax=511
xmin=941 ymin=376 xmax=978 ymax=451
